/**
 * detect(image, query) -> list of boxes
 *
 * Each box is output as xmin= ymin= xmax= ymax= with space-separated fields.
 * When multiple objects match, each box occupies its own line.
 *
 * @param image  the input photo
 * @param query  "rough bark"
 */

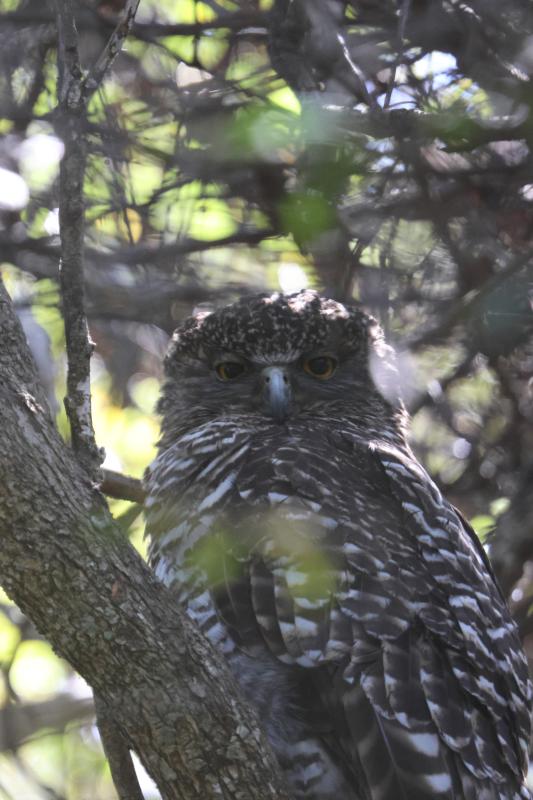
xmin=0 ymin=278 xmax=290 ymax=800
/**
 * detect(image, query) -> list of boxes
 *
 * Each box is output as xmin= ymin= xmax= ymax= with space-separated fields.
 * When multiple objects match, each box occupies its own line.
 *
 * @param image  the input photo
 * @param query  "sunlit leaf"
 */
xmin=469 ymin=515 xmax=495 ymax=541
xmin=268 ymin=87 xmax=301 ymax=115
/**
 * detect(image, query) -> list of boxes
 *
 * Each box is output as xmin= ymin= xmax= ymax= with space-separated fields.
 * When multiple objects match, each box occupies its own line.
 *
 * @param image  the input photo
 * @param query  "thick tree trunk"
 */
xmin=0 ymin=279 xmax=289 ymax=800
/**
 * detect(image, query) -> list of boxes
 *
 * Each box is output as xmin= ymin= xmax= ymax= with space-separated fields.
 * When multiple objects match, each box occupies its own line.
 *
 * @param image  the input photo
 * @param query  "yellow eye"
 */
xmin=303 ymin=356 xmax=337 ymax=380
xmin=215 ymin=362 xmax=245 ymax=381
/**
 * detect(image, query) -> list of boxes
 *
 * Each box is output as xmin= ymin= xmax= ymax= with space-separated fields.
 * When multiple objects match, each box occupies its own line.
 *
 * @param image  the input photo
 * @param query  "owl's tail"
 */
xmin=342 ymin=679 xmax=523 ymax=800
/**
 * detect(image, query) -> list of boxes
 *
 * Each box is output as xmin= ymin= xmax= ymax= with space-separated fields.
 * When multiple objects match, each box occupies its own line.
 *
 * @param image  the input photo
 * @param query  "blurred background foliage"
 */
xmin=0 ymin=0 xmax=532 ymax=796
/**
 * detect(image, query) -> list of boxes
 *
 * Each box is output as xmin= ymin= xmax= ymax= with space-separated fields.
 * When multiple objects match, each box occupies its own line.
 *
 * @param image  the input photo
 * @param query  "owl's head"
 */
xmin=158 ymin=291 xmax=406 ymax=442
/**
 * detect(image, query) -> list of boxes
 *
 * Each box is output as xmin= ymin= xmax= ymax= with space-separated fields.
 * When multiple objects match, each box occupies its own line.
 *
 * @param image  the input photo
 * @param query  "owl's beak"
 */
xmin=261 ymin=366 xmax=291 ymax=423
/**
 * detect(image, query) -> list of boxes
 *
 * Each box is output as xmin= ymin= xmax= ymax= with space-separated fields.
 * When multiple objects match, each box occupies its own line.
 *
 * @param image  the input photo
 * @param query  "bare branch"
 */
xmin=100 ymin=469 xmax=146 ymax=504
xmin=55 ymin=0 xmax=102 ymax=481
xmin=383 ymin=0 xmax=412 ymax=109
xmin=95 ymin=694 xmax=145 ymax=800
xmin=0 ymin=694 xmax=93 ymax=752
xmin=1 ymin=6 xmax=269 ymax=51
xmin=84 ymin=0 xmax=141 ymax=97
xmin=54 ymin=0 xmax=83 ymax=108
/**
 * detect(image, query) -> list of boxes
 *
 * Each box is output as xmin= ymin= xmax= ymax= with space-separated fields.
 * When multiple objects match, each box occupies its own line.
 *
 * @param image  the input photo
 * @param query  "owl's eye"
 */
xmin=215 ymin=361 xmax=245 ymax=381
xmin=303 ymin=356 xmax=337 ymax=379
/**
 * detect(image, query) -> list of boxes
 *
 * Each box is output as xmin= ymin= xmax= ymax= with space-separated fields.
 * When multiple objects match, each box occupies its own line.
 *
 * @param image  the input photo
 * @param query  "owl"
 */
xmin=144 ymin=290 xmax=531 ymax=800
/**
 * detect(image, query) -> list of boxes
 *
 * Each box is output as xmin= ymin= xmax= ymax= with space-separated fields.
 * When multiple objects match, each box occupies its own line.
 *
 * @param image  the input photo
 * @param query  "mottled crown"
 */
xmin=166 ymin=290 xmax=377 ymax=368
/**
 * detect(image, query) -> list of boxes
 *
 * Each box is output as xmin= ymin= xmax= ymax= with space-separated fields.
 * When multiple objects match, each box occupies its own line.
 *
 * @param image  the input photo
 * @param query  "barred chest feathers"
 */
xmin=145 ymin=416 xmax=371 ymax=653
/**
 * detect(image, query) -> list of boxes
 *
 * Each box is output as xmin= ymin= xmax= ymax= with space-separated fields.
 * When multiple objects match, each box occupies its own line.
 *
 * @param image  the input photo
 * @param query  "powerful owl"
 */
xmin=145 ymin=290 xmax=531 ymax=800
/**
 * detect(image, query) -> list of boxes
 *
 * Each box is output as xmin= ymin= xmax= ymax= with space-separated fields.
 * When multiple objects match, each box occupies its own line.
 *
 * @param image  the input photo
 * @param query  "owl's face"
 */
xmin=159 ymin=291 xmax=404 ymax=441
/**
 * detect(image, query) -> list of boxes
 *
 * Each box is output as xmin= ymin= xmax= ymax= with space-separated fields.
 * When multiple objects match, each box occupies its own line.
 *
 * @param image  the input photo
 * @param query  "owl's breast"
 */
xmin=145 ymin=418 xmax=393 ymax=607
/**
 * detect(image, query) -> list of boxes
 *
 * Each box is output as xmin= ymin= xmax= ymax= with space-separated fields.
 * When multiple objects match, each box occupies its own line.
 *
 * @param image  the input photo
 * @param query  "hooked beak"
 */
xmin=262 ymin=366 xmax=291 ymax=423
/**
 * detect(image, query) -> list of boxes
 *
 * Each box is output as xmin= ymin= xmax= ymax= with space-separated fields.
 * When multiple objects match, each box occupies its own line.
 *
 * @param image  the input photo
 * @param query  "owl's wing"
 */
xmin=351 ymin=442 xmax=530 ymax=799
xmin=223 ymin=432 xmax=531 ymax=800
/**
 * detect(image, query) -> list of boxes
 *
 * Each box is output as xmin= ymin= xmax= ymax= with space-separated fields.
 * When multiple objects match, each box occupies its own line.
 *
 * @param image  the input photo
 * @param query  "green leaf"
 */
xmin=469 ymin=515 xmax=495 ymax=541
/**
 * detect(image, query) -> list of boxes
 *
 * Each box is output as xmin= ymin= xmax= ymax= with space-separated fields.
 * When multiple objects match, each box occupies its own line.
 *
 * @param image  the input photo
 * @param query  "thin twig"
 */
xmin=383 ymin=0 xmax=411 ymax=110
xmin=2 ymin=8 xmax=268 ymax=38
xmin=84 ymin=0 xmax=141 ymax=97
xmin=55 ymin=0 xmax=102 ymax=481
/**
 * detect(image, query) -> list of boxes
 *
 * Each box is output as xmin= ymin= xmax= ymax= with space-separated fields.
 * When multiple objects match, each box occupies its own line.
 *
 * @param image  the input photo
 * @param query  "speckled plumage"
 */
xmin=145 ymin=291 xmax=531 ymax=800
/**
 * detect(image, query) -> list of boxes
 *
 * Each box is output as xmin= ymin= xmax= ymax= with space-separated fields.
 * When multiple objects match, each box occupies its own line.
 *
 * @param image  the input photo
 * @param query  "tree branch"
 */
xmin=100 ymin=468 xmax=146 ymax=504
xmin=0 ymin=694 xmax=93 ymax=752
xmin=95 ymin=693 xmax=145 ymax=800
xmin=55 ymin=0 xmax=102 ymax=481
xmin=85 ymin=0 xmax=141 ymax=97
xmin=0 ymin=278 xmax=290 ymax=800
